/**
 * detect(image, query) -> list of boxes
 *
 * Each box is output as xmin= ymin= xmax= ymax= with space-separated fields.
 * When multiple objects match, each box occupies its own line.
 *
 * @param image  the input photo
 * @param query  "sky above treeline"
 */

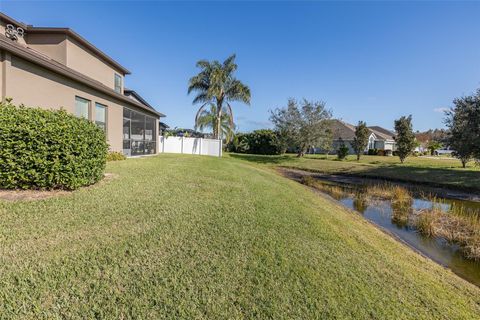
xmin=2 ymin=1 xmax=480 ymax=132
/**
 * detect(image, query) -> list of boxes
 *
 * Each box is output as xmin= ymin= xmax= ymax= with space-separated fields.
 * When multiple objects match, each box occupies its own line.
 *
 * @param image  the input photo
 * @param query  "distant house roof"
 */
xmin=368 ymin=126 xmax=395 ymax=141
xmin=330 ymin=120 xmax=395 ymax=141
xmin=159 ymin=122 xmax=169 ymax=129
xmin=330 ymin=120 xmax=357 ymax=140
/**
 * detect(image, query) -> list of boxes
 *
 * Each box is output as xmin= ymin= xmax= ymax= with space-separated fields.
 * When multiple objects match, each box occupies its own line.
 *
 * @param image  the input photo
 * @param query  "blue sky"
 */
xmin=2 ymin=1 xmax=480 ymax=132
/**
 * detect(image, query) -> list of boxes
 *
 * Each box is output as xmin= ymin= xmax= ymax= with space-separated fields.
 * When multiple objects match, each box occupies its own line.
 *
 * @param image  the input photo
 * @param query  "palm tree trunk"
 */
xmin=216 ymin=100 xmax=223 ymax=140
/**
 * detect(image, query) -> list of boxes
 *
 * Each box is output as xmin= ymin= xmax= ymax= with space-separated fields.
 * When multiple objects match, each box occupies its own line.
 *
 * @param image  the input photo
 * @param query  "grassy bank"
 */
xmin=229 ymin=153 xmax=480 ymax=191
xmin=1 ymin=154 xmax=479 ymax=318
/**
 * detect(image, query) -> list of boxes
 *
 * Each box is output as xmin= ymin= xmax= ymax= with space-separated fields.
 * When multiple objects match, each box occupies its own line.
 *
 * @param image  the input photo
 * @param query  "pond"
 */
xmin=284 ymin=170 xmax=480 ymax=287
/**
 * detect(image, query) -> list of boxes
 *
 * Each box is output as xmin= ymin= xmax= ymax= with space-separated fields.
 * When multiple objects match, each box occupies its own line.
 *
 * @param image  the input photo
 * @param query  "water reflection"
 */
xmin=353 ymin=193 xmax=368 ymax=214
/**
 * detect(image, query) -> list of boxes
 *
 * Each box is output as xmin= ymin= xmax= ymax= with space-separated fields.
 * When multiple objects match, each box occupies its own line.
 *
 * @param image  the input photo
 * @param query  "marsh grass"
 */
xmin=415 ymin=209 xmax=440 ymax=237
xmin=414 ymin=200 xmax=480 ymax=260
xmin=301 ymin=175 xmax=480 ymax=261
xmin=301 ymin=176 xmax=349 ymax=199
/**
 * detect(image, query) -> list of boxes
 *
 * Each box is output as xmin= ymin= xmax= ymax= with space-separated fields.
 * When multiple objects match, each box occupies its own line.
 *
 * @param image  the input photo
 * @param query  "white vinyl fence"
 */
xmin=159 ymin=136 xmax=222 ymax=157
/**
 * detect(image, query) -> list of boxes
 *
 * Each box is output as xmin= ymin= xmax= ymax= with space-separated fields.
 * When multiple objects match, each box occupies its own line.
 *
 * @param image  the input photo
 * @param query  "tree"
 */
xmin=445 ymin=90 xmax=480 ymax=167
xmin=426 ymin=140 xmax=443 ymax=156
xmin=270 ymin=99 xmax=332 ymax=157
xmin=195 ymin=103 xmax=235 ymax=143
xmin=394 ymin=115 xmax=416 ymax=163
xmin=188 ymin=54 xmax=251 ymax=140
xmin=352 ymin=121 xmax=369 ymax=161
xmin=336 ymin=138 xmax=349 ymax=160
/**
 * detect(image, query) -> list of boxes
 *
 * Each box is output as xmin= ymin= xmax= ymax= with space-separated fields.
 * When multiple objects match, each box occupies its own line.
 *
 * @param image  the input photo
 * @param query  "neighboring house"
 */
xmin=166 ymin=128 xmax=205 ymax=138
xmin=312 ymin=120 xmax=396 ymax=155
xmin=0 ymin=13 xmax=165 ymax=157
xmin=159 ymin=121 xmax=169 ymax=136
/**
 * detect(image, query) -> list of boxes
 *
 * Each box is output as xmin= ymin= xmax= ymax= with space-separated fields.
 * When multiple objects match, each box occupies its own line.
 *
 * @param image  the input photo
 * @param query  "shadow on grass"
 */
xmin=230 ymin=153 xmax=480 ymax=192
xmin=335 ymin=165 xmax=480 ymax=192
xmin=228 ymin=153 xmax=295 ymax=165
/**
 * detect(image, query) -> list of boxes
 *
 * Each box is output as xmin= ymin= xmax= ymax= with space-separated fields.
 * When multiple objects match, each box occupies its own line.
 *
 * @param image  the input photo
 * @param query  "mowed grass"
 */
xmin=1 ymin=154 xmax=479 ymax=319
xmin=229 ymin=153 xmax=480 ymax=191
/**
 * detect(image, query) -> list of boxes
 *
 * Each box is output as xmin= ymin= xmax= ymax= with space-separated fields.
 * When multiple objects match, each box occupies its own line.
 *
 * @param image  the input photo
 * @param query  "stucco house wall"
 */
xmin=0 ymin=13 xmax=163 ymax=156
xmin=2 ymin=52 xmax=158 ymax=152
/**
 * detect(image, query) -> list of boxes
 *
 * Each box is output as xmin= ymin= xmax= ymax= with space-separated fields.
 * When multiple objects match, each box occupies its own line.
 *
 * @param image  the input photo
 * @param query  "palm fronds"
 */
xmin=188 ymin=54 xmax=250 ymax=140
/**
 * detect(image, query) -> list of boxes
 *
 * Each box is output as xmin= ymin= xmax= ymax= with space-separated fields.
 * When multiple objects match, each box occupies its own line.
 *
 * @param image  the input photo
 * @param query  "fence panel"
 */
xmin=159 ymin=136 xmax=222 ymax=157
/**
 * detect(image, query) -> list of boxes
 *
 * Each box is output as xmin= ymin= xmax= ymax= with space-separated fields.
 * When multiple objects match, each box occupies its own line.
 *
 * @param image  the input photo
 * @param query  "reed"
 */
xmin=301 ymin=176 xmax=347 ymax=199
xmin=414 ymin=200 xmax=480 ymax=261
xmin=391 ymin=186 xmax=411 ymax=204
xmin=415 ymin=209 xmax=440 ymax=237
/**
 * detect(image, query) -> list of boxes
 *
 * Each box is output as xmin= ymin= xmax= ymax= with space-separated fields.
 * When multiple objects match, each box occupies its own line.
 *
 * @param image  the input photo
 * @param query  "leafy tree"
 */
xmin=426 ymin=140 xmax=443 ymax=156
xmin=445 ymin=90 xmax=480 ymax=167
xmin=352 ymin=121 xmax=370 ymax=161
xmin=270 ymin=99 xmax=332 ymax=157
xmin=336 ymin=138 xmax=349 ymax=160
xmin=394 ymin=115 xmax=416 ymax=163
xmin=195 ymin=103 xmax=235 ymax=142
xmin=188 ymin=54 xmax=250 ymax=140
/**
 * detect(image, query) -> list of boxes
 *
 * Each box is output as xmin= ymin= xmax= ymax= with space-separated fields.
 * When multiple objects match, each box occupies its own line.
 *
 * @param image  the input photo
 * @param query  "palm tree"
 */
xmin=188 ymin=54 xmax=250 ymax=140
xmin=195 ymin=103 xmax=236 ymax=142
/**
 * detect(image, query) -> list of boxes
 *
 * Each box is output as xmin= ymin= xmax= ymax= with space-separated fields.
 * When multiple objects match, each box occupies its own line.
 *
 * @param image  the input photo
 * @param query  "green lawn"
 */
xmin=1 ymin=154 xmax=479 ymax=318
xmin=229 ymin=153 xmax=480 ymax=192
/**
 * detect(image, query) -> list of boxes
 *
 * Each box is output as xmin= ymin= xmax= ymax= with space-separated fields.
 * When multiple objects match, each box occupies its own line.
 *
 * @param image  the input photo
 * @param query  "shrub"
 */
xmin=368 ymin=148 xmax=378 ymax=155
xmin=336 ymin=138 xmax=349 ymax=160
xmin=0 ymin=101 xmax=108 ymax=190
xmin=107 ymin=151 xmax=126 ymax=162
xmin=230 ymin=130 xmax=283 ymax=155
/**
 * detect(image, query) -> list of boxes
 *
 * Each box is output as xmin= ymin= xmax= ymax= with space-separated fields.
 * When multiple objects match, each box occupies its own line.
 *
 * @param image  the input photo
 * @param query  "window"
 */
xmin=122 ymin=107 xmax=157 ymax=156
xmin=95 ymin=103 xmax=107 ymax=131
xmin=75 ymin=96 xmax=90 ymax=119
xmin=114 ymin=74 xmax=122 ymax=93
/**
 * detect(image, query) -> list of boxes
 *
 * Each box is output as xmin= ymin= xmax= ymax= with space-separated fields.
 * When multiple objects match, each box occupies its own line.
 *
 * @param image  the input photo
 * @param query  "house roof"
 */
xmin=329 ymin=120 xmax=357 ymax=140
xmin=0 ymin=12 xmax=131 ymax=74
xmin=0 ymin=34 xmax=163 ymax=117
xmin=330 ymin=120 xmax=395 ymax=141
xmin=368 ymin=126 xmax=395 ymax=141
xmin=159 ymin=122 xmax=169 ymax=129
xmin=124 ymin=89 xmax=165 ymax=117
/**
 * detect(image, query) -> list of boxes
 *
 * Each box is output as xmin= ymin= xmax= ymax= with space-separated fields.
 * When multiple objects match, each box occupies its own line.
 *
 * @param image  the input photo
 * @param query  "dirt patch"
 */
xmin=0 ymin=173 xmax=117 ymax=201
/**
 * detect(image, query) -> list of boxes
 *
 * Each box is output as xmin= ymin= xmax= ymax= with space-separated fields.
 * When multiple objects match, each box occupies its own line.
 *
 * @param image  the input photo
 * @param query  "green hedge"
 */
xmin=229 ymin=130 xmax=283 ymax=155
xmin=0 ymin=101 xmax=108 ymax=190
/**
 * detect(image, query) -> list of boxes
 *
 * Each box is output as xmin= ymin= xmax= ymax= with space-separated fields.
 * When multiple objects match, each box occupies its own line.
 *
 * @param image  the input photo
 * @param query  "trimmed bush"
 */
xmin=0 ymin=101 xmax=108 ymax=190
xmin=229 ymin=130 xmax=283 ymax=155
xmin=106 ymin=151 xmax=126 ymax=162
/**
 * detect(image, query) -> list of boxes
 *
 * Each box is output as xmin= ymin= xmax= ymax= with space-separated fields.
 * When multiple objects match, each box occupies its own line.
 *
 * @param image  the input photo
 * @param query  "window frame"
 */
xmin=75 ymin=96 xmax=91 ymax=120
xmin=95 ymin=102 xmax=108 ymax=133
xmin=114 ymin=73 xmax=122 ymax=93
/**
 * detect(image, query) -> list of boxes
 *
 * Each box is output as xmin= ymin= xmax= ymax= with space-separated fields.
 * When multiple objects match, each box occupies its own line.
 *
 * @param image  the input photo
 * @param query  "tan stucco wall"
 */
xmin=3 ymin=54 xmax=158 ymax=153
xmin=26 ymin=33 xmax=67 ymax=64
xmin=66 ymin=37 xmax=124 ymax=91
xmin=0 ymin=50 xmax=5 ymax=99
